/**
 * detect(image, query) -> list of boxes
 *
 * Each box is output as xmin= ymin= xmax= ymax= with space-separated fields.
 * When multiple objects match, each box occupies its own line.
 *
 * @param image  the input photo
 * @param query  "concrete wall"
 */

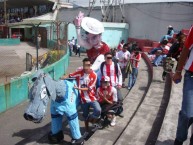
xmin=0 ymin=45 xmax=69 ymax=114
xmin=58 ymin=2 xmax=193 ymax=41
xmin=0 ymin=38 xmax=20 ymax=45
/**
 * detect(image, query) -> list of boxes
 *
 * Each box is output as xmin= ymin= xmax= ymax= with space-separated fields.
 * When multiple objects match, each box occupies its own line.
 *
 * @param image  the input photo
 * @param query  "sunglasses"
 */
xmin=101 ymin=81 xmax=109 ymax=84
xmin=83 ymin=64 xmax=91 ymax=67
xmin=106 ymin=57 xmax=112 ymax=59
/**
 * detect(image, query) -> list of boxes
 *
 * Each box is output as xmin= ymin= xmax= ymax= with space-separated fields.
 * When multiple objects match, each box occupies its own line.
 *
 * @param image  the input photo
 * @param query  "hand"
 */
xmin=60 ymin=75 xmax=68 ymax=80
xmin=117 ymin=85 xmax=122 ymax=89
xmin=74 ymin=85 xmax=79 ymax=90
xmin=73 ymin=11 xmax=84 ymax=27
xmin=172 ymin=72 xmax=182 ymax=84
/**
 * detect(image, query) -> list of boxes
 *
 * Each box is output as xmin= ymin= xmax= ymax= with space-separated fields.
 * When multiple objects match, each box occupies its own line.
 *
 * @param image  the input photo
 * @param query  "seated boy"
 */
xmin=96 ymin=76 xmax=118 ymax=126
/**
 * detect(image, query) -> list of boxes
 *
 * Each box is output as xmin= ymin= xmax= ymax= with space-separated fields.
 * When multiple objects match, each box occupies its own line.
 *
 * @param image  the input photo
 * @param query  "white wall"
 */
xmin=58 ymin=3 xmax=193 ymax=41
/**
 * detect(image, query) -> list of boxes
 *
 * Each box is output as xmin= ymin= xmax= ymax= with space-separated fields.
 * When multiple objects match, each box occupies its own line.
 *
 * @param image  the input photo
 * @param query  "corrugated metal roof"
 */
xmin=68 ymin=0 xmax=193 ymax=8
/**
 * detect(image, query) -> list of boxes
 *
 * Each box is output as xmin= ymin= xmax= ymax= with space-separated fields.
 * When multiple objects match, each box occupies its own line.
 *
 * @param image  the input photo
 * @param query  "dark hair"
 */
xmin=123 ymin=44 xmax=128 ymax=49
xmin=104 ymin=52 xmax=112 ymax=57
xmin=160 ymin=39 xmax=168 ymax=45
xmin=82 ymin=58 xmax=91 ymax=63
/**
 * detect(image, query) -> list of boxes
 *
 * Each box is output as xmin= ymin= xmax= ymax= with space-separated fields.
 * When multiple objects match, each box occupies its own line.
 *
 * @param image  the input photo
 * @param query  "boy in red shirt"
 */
xmin=61 ymin=58 xmax=101 ymax=138
xmin=97 ymin=76 xmax=118 ymax=126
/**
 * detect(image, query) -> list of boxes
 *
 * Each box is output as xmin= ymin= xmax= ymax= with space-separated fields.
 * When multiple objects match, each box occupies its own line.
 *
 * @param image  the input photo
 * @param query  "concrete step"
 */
xmin=156 ymin=74 xmax=192 ymax=145
xmin=115 ymin=66 xmax=167 ymax=145
xmin=84 ymin=57 xmax=151 ymax=145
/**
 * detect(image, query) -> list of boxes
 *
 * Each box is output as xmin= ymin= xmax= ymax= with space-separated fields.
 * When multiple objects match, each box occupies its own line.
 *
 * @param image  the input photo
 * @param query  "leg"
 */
xmin=81 ymin=103 xmax=90 ymax=132
xmin=90 ymin=101 xmax=101 ymax=123
xmin=48 ymin=114 xmax=64 ymax=143
xmin=132 ymin=68 xmax=138 ymax=87
xmin=128 ymin=73 xmax=133 ymax=89
xmin=175 ymin=72 xmax=193 ymax=143
xmin=67 ymin=112 xmax=82 ymax=140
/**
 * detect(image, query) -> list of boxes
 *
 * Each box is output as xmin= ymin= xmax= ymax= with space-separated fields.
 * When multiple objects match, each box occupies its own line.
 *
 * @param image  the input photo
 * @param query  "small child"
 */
xmin=97 ymin=76 xmax=118 ymax=126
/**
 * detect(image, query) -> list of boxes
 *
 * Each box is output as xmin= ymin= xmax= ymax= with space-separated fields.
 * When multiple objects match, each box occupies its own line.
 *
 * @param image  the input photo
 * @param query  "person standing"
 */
xmin=98 ymin=52 xmax=123 ymax=101
xmin=173 ymin=26 xmax=193 ymax=145
xmin=128 ymin=50 xmax=141 ymax=90
xmin=117 ymin=44 xmax=130 ymax=87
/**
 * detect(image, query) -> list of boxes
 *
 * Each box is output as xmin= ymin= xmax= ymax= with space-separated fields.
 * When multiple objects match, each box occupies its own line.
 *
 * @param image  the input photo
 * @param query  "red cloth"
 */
xmin=184 ymin=26 xmax=193 ymax=72
xmin=96 ymin=86 xmax=117 ymax=103
xmin=69 ymin=69 xmax=97 ymax=103
xmin=86 ymin=41 xmax=110 ymax=64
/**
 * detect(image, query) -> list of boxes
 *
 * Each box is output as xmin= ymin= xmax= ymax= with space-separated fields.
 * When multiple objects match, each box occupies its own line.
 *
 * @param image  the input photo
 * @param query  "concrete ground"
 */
xmin=0 ymin=51 xmax=186 ymax=145
xmin=0 ymin=42 xmax=48 ymax=83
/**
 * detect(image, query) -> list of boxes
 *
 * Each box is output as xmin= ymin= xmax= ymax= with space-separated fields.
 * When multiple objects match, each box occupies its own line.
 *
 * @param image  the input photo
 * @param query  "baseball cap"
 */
xmin=100 ymin=76 xmax=110 ymax=82
xmin=168 ymin=25 xmax=173 ymax=28
xmin=81 ymin=17 xmax=104 ymax=34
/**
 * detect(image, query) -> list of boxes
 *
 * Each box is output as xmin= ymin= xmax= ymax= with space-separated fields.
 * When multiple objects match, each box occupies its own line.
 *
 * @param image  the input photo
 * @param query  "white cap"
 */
xmin=81 ymin=17 xmax=104 ymax=34
xmin=101 ymin=76 xmax=110 ymax=82
xmin=168 ymin=25 xmax=173 ymax=28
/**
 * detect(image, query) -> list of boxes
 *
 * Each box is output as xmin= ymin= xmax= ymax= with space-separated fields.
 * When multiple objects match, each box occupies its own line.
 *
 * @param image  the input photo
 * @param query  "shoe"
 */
xmin=71 ymin=137 xmax=84 ymax=145
xmin=48 ymin=130 xmax=64 ymax=144
xmin=128 ymin=87 xmax=131 ymax=90
xmin=91 ymin=123 xmax=102 ymax=132
xmin=110 ymin=117 xmax=116 ymax=127
xmin=173 ymin=139 xmax=183 ymax=145
xmin=82 ymin=132 xmax=89 ymax=139
xmin=122 ymin=83 xmax=125 ymax=88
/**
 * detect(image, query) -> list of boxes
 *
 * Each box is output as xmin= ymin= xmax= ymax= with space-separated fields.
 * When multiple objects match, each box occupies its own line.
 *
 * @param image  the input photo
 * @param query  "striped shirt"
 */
xmin=98 ymin=62 xmax=122 ymax=87
xmin=97 ymin=86 xmax=117 ymax=103
xmin=130 ymin=53 xmax=141 ymax=68
xmin=69 ymin=69 xmax=97 ymax=103
xmin=184 ymin=26 xmax=193 ymax=72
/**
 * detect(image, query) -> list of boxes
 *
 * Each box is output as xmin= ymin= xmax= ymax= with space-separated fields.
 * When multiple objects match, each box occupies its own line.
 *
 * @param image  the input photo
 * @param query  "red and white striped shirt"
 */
xmin=69 ymin=70 xmax=97 ymax=103
xmin=184 ymin=26 xmax=193 ymax=72
xmin=98 ymin=62 xmax=122 ymax=87
xmin=96 ymin=86 xmax=117 ymax=103
xmin=130 ymin=53 xmax=141 ymax=68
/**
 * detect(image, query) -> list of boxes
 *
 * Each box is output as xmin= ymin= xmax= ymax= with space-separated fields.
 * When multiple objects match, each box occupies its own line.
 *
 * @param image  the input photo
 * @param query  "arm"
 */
xmin=60 ymin=74 xmax=69 ymax=80
xmin=117 ymin=64 xmax=123 ymax=88
xmin=91 ymin=54 xmax=105 ymax=71
xmin=74 ymin=85 xmax=89 ymax=91
xmin=172 ymin=47 xmax=190 ymax=83
xmin=173 ymin=27 xmax=193 ymax=83
xmin=74 ymin=11 xmax=91 ymax=49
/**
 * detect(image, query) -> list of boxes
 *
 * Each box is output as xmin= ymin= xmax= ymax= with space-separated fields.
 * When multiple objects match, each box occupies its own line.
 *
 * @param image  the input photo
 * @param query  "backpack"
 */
xmin=100 ymin=61 xmax=119 ymax=78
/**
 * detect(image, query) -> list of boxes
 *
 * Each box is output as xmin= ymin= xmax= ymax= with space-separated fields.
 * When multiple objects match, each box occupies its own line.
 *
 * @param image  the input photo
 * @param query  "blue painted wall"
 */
xmin=0 ymin=38 xmax=20 ymax=46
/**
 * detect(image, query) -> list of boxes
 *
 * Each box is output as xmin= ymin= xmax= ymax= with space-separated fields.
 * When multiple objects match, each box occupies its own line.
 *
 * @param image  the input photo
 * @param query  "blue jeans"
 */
xmin=128 ymin=68 xmax=138 ymax=88
xmin=160 ymin=35 xmax=173 ymax=42
xmin=81 ymin=101 xmax=101 ymax=120
xmin=176 ymin=71 xmax=193 ymax=142
xmin=153 ymin=55 xmax=166 ymax=66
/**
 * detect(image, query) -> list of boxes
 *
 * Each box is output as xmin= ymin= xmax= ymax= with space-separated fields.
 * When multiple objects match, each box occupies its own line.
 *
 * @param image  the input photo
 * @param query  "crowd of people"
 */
xmin=61 ymin=38 xmax=142 ymax=139
xmin=147 ymin=25 xmax=187 ymax=81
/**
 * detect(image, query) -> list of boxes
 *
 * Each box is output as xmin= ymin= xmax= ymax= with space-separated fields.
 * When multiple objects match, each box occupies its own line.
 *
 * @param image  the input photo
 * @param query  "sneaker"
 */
xmin=82 ymin=132 xmax=89 ymax=139
xmin=71 ymin=137 xmax=84 ymax=145
xmin=128 ymin=87 xmax=131 ymax=90
xmin=110 ymin=117 xmax=116 ymax=127
xmin=91 ymin=123 xmax=102 ymax=132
